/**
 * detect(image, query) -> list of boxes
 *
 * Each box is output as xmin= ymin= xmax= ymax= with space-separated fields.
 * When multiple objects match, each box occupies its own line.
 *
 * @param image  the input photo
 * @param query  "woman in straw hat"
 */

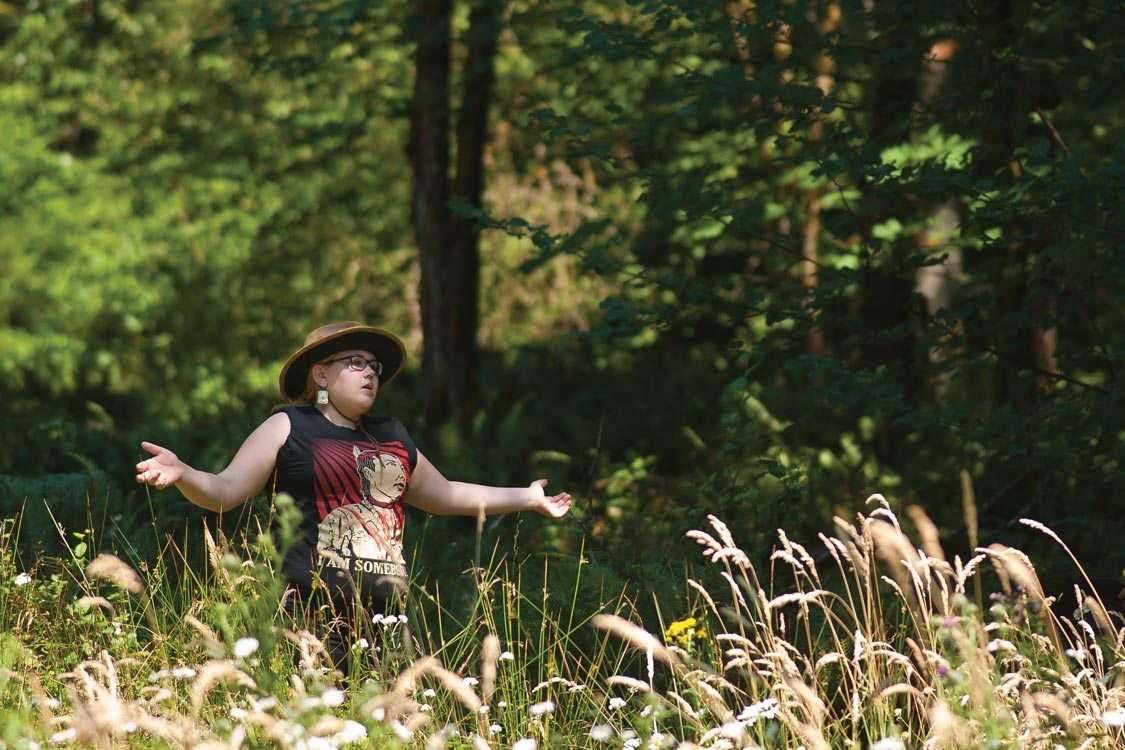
xmin=135 ymin=321 xmax=571 ymax=674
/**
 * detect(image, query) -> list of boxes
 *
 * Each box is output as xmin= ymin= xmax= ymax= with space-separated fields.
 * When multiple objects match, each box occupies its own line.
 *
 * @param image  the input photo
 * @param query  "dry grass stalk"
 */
xmin=85 ymin=554 xmax=144 ymax=595
xmin=606 ymin=675 xmax=651 ymax=693
xmin=666 ymin=689 xmax=701 ymax=721
xmin=76 ymin=595 xmax=116 ymax=616
xmin=429 ymin=664 xmax=483 ymax=712
xmin=592 ymin=614 xmax=677 ymax=667
xmin=391 ymin=655 xmax=440 ymax=696
xmin=905 ymin=504 xmax=947 ymax=564
xmin=190 ymin=660 xmax=257 ymax=715
xmin=777 ymin=685 xmax=830 ymax=750
xmin=928 ymin=700 xmax=973 ymax=748
xmin=686 ymin=577 xmax=723 ymax=623
xmin=1083 ymin=596 xmax=1116 ymax=641
xmin=1020 ymin=517 xmax=1121 ymax=641
xmin=786 ymin=532 xmax=821 ymax=585
xmin=960 ymin=471 xmax=978 ymax=552
xmin=361 ymin=691 xmax=418 ymax=723
xmin=1029 ymin=691 xmax=1077 ymax=737
xmin=185 ymin=614 xmax=222 ymax=652
xmin=480 ymin=633 xmax=500 ymax=706
xmin=281 ymin=628 xmax=331 ymax=673
xmin=981 ymin=545 xmax=1051 ymax=612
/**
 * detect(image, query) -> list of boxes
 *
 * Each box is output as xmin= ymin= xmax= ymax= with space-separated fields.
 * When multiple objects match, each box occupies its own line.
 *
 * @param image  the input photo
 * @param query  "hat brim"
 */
xmin=279 ymin=327 xmax=406 ymax=402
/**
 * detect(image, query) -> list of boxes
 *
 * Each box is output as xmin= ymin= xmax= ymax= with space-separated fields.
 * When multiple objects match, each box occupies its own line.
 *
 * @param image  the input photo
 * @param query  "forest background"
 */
xmin=2 ymin=0 xmax=1124 ymax=624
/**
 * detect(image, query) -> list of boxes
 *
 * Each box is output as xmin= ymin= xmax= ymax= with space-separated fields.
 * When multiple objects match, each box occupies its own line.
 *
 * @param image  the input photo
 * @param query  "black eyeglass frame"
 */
xmin=321 ymin=354 xmax=384 ymax=377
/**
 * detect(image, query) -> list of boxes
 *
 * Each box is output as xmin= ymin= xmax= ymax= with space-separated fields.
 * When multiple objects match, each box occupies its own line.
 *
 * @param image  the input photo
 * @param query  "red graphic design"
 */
xmin=311 ymin=438 xmax=411 ymax=571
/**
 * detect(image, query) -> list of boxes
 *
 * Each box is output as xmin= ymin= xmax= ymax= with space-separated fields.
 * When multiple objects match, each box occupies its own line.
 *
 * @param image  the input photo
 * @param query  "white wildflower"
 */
xmin=589 ymin=725 xmax=614 ymax=742
xmin=512 ymin=739 xmax=537 ymax=750
xmin=14 ymin=573 xmax=32 ymax=586
xmin=352 ymin=638 xmax=370 ymax=650
xmin=640 ymin=705 xmax=653 ymax=718
xmin=1065 ymin=648 xmax=1087 ymax=663
xmin=497 ymin=701 xmax=507 ymax=708
xmin=648 ymin=733 xmax=666 ymax=750
xmin=336 ymin=720 xmax=367 ymax=744
xmin=720 ymin=723 xmax=745 ymax=739
xmin=423 ymin=688 xmax=437 ymax=698
xmin=372 ymin=614 xmax=386 ymax=625
xmin=397 ymin=614 xmax=408 ymax=624
xmin=499 ymin=651 xmax=515 ymax=661
xmin=624 ymin=738 xmax=642 ymax=750
xmin=1102 ymin=709 xmax=1125 ymax=727
xmin=371 ymin=708 xmax=386 ymax=721
xmin=233 ymin=637 xmax=259 ymax=659
xmin=390 ymin=720 xmax=413 ymax=741
xmin=738 ymin=697 xmax=779 ymax=724
xmin=608 ymin=697 xmax=627 ymax=710
xmin=529 ymin=701 xmax=555 ymax=716
xmin=50 ymin=729 xmax=77 ymax=743
xmin=252 ymin=696 xmax=278 ymax=711
xmin=321 ymin=688 xmax=345 ymax=708
xmin=463 ymin=676 xmax=480 ymax=687
xmin=230 ymin=707 xmax=248 ymax=720
xmin=569 ymin=683 xmax=587 ymax=692
xmin=870 ymin=739 xmax=906 ymax=750
xmin=172 ymin=667 xmax=197 ymax=679
xmin=478 ymin=705 xmax=490 ymax=714
xmin=419 ymin=704 xmax=432 ymax=713
xmin=490 ymin=724 xmax=503 ymax=734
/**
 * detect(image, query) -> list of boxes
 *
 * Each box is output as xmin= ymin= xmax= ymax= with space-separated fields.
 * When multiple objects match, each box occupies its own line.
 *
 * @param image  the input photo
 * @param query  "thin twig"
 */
xmin=1034 ymin=108 xmax=1071 ymax=157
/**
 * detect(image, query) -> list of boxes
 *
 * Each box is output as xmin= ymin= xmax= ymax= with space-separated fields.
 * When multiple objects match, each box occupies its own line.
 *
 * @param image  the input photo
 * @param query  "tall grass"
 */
xmin=1 ymin=489 xmax=1123 ymax=749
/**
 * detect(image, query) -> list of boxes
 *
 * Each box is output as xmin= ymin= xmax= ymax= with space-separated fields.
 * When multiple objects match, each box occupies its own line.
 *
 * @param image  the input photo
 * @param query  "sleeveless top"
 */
xmin=271 ymin=405 xmax=417 ymax=610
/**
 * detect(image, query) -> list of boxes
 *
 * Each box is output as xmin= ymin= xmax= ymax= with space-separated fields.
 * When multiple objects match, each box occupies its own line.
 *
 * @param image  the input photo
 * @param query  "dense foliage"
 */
xmin=2 ymin=0 xmax=1124 ymax=602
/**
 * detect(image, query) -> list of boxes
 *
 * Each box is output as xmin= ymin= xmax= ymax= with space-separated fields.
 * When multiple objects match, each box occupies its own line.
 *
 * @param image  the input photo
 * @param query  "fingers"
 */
xmin=545 ymin=492 xmax=572 ymax=517
xmin=531 ymin=478 xmax=548 ymax=489
xmin=140 ymin=441 xmax=165 ymax=456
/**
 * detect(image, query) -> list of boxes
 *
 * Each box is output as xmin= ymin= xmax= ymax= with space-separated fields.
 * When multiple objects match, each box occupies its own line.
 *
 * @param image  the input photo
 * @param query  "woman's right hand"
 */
xmin=135 ymin=441 xmax=185 ymax=489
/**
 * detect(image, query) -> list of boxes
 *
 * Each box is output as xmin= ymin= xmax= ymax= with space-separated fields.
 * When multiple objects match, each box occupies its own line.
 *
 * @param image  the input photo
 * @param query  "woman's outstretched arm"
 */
xmin=135 ymin=412 xmax=291 ymax=513
xmin=405 ymin=450 xmax=571 ymax=519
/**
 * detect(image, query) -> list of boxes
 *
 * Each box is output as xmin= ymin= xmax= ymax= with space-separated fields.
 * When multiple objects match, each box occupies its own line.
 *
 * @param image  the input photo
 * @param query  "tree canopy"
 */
xmin=2 ymin=0 xmax=1123 ymax=590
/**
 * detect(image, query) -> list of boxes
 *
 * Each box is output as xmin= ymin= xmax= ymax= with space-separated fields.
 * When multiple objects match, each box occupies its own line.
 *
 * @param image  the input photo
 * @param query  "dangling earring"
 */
xmin=316 ymin=389 xmax=329 ymax=405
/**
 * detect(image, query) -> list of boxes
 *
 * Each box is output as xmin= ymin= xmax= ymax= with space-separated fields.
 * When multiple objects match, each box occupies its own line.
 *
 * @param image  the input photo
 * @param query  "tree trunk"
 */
xmin=409 ymin=0 xmax=500 ymax=426
xmin=448 ymin=0 xmax=502 ymax=424
xmin=409 ymin=0 xmax=455 ymax=425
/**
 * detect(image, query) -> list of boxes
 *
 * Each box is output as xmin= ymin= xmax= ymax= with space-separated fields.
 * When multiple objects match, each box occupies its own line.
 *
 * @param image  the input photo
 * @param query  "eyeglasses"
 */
xmin=323 ymin=354 xmax=383 ymax=376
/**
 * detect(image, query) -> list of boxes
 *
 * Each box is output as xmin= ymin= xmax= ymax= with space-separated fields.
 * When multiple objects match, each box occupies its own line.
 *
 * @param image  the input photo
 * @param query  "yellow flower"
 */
xmin=664 ymin=617 xmax=705 ymax=647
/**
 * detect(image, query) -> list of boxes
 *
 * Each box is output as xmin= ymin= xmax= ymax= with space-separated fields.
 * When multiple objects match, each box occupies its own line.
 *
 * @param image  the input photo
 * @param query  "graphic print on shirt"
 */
xmin=312 ymin=439 xmax=410 ymax=579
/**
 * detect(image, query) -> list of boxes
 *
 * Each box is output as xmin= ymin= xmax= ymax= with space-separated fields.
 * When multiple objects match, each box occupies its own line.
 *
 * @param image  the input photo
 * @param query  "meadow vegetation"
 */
xmin=2 ymin=486 xmax=1122 ymax=749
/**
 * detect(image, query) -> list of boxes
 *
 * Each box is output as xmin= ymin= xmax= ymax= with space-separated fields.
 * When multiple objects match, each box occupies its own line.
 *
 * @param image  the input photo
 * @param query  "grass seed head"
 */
xmin=85 ymin=554 xmax=144 ymax=595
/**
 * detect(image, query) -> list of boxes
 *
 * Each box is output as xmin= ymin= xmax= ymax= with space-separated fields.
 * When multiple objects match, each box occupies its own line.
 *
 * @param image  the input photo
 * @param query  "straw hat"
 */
xmin=279 ymin=321 xmax=406 ymax=403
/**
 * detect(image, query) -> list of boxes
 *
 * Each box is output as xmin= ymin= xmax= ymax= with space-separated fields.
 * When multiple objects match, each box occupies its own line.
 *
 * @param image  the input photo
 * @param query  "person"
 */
xmin=135 ymin=321 xmax=571 ymax=674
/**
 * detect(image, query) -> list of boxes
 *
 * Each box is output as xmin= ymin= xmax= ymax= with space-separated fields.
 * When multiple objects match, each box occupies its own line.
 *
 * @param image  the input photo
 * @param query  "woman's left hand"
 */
xmin=530 ymin=478 xmax=571 ymax=519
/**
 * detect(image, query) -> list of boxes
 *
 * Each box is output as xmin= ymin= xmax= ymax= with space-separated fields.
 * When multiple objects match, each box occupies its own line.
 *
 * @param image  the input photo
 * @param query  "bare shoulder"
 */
xmin=239 ymin=411 xmax=292 ymax=454
xmin=258 ymin=411 xmax=292 ymax=441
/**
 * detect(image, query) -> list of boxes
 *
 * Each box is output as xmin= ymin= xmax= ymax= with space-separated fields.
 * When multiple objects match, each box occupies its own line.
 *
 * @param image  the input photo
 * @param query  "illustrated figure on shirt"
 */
xmin=316 ymin=446 xmax=407 ymax=572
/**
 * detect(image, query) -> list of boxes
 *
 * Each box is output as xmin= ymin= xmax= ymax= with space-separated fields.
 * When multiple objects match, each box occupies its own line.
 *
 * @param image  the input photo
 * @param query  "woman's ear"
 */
xmin=313 ymin=365 xmax=327 ymax=388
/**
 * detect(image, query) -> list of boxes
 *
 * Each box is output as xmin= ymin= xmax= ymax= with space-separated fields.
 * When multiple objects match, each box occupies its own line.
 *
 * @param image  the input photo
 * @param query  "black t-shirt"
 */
xmin=270 ymin=405 xmax=417 ymax=610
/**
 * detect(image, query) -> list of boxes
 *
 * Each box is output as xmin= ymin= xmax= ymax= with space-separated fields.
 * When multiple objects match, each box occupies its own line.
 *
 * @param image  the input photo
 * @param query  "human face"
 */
xmin=316 ymin=349 xmax=380 ymax=415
